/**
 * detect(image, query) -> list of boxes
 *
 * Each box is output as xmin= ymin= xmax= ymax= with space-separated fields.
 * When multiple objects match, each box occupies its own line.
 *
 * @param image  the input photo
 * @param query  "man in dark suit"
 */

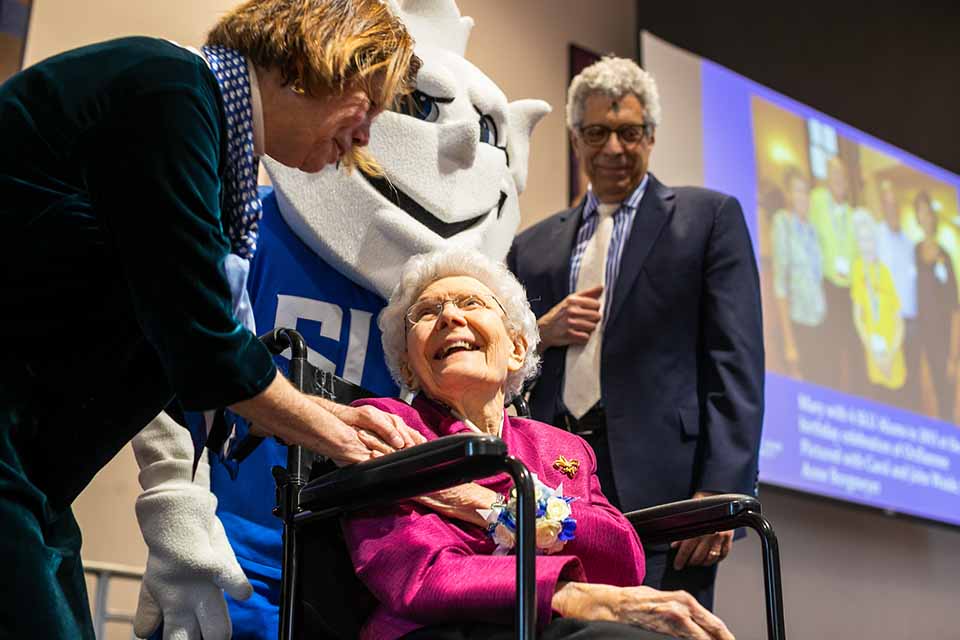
xmin=508 ymin=56 xmax=764 ymax=610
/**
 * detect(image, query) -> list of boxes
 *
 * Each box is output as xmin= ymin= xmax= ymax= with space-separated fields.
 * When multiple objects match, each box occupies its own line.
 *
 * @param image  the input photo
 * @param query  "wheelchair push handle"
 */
xmin=261 ymin=327 xmax=309 ymax=360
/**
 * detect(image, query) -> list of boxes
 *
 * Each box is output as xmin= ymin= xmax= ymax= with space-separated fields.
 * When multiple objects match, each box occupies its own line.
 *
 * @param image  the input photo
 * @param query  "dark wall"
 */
xmin=637 ymin=1 xmax=960 ymax=174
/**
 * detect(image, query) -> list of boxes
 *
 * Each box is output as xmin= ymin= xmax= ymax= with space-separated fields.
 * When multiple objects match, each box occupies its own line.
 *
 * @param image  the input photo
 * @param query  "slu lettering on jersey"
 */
xmin=209 ymin=188 xmax=398 ymax=638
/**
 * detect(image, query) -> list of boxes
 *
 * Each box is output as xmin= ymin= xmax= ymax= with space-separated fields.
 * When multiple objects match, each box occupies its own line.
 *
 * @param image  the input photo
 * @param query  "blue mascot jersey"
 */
xmin=210 ymin=187 xmax=397 ymax=637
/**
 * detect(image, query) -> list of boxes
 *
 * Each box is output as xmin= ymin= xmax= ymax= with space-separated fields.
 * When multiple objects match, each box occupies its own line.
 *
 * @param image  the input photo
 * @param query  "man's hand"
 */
xmin=537 ymin=285 xmax=603 ymax=350
xmin=670 ymin=492 xmax=735 ymax=569
xmin=552 ymin=582 xmax=734 ymax=640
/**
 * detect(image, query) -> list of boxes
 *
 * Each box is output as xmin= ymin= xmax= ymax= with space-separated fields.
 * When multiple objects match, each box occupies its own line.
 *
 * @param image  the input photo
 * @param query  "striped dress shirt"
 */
xmin=568 ymin=174 xmax=649 ymax=322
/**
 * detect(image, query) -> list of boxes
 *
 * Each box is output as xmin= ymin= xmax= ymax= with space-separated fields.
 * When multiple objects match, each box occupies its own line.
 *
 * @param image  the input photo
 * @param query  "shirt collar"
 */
xmin=582 ymin=173 xmax=649 ymax=222
xmin=246 ymin=59 xmax=265 ymax=157
xmin=412 ymin=394 xmax=507 ymax=438
xmin=452 ymin=408 xmax=504 ymax=438
xmin=194 ymin=45 xmax=265 ymax=157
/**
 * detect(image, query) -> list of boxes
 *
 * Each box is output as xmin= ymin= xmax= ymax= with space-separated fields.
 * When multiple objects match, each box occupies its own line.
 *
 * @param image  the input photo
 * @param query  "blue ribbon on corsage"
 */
xmin=477 ymin=474 xmax=577 ymax=555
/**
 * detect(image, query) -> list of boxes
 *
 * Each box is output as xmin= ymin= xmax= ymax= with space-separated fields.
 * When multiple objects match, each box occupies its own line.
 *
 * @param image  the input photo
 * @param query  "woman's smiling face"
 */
xmin=403 ymin=275 xmax=524 ymax=405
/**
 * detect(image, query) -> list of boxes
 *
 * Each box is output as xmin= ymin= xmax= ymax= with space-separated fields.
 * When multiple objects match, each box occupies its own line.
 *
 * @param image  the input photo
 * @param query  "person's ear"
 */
xmin=506 ymin=331 xmax=528 ymax=373
xmin=399 ymin=361 xmax=419 ymax=391
xmin=569 ymin=129 xmax=582 ymax=160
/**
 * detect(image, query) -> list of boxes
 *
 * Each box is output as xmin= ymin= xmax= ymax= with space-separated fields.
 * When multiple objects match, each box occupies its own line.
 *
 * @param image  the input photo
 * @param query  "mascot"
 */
xmin=130 ymin=1 xmax=549 ymax=638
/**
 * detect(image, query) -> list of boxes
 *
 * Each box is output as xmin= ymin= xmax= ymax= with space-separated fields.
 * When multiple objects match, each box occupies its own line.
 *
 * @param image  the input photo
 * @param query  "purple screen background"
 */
xmin=700 ymin=61 xmax=960 ymax=527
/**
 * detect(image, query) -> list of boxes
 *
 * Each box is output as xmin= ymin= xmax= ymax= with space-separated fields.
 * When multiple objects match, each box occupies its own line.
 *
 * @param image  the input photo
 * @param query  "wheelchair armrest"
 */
xmin=627 ymin=494 xmax=786 ymax=640
xmin=296 ymin=434 xmax=508 ymax=520
xmin=624 ymin=493 xmax=760 ymax=545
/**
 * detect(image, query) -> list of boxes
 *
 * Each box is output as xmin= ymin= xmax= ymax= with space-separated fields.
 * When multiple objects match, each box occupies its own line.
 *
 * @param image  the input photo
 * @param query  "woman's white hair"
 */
xmin=379 ymin=248 xmax=541 ymax=401
xmin=566 ymin=56 xmax=661 ymax=130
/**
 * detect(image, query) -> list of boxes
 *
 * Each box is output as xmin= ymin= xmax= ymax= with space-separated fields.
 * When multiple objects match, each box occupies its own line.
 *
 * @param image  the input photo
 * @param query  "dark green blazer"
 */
xmin=0 ymin=37 xmax=276 ymax=508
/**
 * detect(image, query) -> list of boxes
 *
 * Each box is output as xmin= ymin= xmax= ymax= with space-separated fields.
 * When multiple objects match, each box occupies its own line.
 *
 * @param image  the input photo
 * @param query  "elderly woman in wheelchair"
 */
xmin=340 ymin=249 xmax=734 ymax=640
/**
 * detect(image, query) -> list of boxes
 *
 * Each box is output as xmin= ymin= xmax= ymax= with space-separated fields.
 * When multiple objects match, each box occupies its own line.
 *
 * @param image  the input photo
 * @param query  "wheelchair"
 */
xmin=228 ymin=328 xmax=785 ymax=640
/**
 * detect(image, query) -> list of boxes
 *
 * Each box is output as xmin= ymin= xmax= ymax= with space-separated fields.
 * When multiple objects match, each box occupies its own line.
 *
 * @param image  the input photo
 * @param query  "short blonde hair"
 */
xmin=207 ymin=0 xmax=420 ymax=174
xmin=380 ymin=249 xmax=541 ymax=402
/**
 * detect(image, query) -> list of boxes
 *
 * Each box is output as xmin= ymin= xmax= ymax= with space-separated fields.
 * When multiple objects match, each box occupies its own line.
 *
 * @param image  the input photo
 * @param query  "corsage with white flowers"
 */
xmin=477 ymin=475 xmax=577 ymax=555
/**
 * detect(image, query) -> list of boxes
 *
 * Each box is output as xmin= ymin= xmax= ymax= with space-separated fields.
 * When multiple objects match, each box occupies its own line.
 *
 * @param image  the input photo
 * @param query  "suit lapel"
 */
xmin=545 ymin=200 xmax=586 ymax=305
xmin=606 ymin=175 xmax=675 ymax=327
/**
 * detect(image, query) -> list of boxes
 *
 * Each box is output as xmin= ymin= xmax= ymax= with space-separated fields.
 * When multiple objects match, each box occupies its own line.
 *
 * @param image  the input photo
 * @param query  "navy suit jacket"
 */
xmin=507 ymin=174 xmax=765 ymax=511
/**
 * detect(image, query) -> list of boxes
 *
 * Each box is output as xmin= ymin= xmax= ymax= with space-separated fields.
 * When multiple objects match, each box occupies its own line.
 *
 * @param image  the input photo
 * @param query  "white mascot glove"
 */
xmin=132 ymin=412 xmax=253 ymax=640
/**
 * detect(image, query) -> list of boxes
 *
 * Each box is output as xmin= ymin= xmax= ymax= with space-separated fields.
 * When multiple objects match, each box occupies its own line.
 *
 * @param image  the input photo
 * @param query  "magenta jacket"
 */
xmin=342 ymin=396 xmax=646 ymax=640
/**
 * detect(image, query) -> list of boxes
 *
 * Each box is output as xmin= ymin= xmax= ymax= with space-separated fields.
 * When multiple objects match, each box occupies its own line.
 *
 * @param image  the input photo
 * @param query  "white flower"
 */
xmin=534 ymin=475 xmax=556 ymax=501
xmin=535 ymin=519 xmax=562 ymax=548
xmin=545 ymin=496 xmax=572 ymax=521
xmin=492 ymin=523 xmax=515 ymax=549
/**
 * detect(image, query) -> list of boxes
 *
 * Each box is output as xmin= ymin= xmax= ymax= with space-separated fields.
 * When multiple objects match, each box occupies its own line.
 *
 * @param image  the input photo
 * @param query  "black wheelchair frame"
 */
xmin=249 ymin=328 xmax=785 ymax=640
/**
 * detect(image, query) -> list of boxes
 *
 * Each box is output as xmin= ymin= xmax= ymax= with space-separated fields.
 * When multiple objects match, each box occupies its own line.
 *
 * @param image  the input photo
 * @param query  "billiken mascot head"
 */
xmin=263 ymin=0 xmax=550 ymax=298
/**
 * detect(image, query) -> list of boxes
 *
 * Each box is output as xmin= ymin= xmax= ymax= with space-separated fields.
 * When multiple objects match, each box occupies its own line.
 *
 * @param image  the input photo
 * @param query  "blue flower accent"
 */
xmin=484 ymin=475 xmax=577 ymax=554
xmin=559 ymin=518 xmax=577 ymax=542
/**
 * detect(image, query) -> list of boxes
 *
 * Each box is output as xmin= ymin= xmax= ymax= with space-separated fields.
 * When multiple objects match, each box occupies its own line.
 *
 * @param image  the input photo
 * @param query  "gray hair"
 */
xmin=566 ymin=56 xmax=662 ymax=131
xmin=379 ymin=248 xmax=541 ymax=401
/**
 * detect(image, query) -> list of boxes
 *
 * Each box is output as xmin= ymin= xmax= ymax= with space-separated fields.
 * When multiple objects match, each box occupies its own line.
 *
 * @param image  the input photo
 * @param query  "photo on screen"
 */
xmin=754 ymin=96 xmax=960 ymax=421
xmin=0 ymin=0 xmax=32 ymax=83
xmin=642 ymin=31 xmax=960 ymax=527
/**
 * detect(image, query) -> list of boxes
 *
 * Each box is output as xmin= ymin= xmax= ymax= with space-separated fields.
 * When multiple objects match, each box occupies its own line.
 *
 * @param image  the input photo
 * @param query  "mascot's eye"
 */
xmin=398 ymin=90 xmax=442 ymax=122
xmin=478 ymin=113 xmax=498 ymax=145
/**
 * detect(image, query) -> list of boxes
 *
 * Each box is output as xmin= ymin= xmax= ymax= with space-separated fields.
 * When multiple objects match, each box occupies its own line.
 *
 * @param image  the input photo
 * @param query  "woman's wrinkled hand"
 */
xmin=552 ymin=582 xmax=734 ymax=640
xmin=415 ymin=483 xmax=501 ymax=528
xmin=322 ymin=402 xmax=426 ymax=461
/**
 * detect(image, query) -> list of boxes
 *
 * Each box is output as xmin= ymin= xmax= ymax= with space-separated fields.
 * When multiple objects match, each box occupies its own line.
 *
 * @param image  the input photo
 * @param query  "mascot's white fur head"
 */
xmin=263 ymin=0 xmax=550 ymax=298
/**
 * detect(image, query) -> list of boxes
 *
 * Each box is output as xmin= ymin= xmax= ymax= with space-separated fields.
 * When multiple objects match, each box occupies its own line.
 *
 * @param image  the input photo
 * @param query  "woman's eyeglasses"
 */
xmin=406 ymin=293 xmax=506 ymax=326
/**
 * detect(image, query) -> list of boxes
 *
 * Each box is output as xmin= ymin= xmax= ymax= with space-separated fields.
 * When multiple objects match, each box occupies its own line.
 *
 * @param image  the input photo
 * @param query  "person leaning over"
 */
xmin=0 ymin=1 xmax=421 ymax=637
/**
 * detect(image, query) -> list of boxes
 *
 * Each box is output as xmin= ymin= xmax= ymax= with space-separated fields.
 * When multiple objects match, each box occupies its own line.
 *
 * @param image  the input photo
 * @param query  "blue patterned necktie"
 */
xmin=201 ymin=45 xmax=262 ymax=260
